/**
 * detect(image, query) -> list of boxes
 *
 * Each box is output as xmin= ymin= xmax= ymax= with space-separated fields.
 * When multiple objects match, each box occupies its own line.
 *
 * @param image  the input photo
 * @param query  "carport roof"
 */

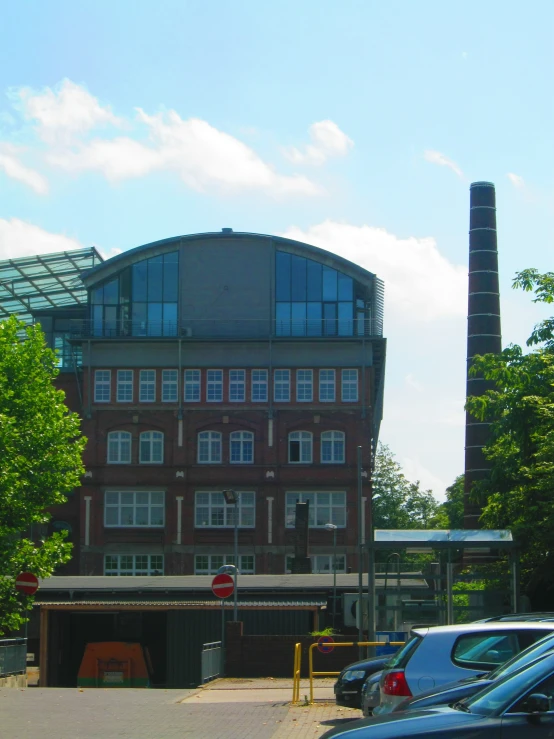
xmin=37 ymin=598 xmax=327 ymax=610
xmin=373 ymin=529 xmax=515 ymax=550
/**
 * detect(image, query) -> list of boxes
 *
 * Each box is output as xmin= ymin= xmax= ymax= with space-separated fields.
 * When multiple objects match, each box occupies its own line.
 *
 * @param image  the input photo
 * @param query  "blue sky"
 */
xmin=1 ymin=1 xmax=553 ymax=499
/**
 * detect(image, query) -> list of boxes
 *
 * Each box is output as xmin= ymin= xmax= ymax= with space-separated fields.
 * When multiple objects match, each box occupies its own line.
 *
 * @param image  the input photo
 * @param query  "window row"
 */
xmin=107 ymin=429 xmax=346 ymax=465
xmin=103 ymin=491 xmax=347 ymax=529
xmin=102 ymin=553 xmax=345 ymax=576
xmin=94 ymin=368 xmax=359 ymax=403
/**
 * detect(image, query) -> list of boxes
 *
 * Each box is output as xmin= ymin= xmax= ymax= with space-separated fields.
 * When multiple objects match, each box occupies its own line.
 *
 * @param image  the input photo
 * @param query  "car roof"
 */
xmin=414 ymin=621 xmax=554 ymax=636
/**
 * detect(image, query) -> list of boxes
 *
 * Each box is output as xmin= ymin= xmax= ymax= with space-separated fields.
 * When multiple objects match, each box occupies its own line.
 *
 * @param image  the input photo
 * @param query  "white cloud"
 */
xmin=507 ymin=172 xmax=525 ymax=189
xmin=424 ymin=149 xmax=464 ymax=179
xmin=0 ymin=144 xmax=48 ymax=194
xmin=281 ymin=220 xmax=467 ymax=322
xmin=285 ymin=120 xmax=353 ymax=165
xmin=48 ymin=107 xmax=322 ymax=196
xmin=401 ymin=456 xmax=447 ymax=499
xmin=405 ymin=374 xmax=424 ymax=393
xmin=0 ymin=218 xmax=83 ymax=259
xmin=14 ymin=79 xmax=122 ymax=144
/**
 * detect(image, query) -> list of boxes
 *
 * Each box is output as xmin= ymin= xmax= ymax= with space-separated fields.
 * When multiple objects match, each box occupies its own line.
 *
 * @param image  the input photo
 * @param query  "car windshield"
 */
xmin=487 ymin=635 xmax=554 ymax=681
xmin=385 ymin=633 xmax=422 ymax=669
xmin=464 ymin=653 xmax=554 ymax=716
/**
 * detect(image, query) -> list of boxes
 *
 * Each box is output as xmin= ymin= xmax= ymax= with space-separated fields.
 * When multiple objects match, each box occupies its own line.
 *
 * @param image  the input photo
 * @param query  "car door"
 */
xmin=500 ymin=673 xmax=554 ymax=738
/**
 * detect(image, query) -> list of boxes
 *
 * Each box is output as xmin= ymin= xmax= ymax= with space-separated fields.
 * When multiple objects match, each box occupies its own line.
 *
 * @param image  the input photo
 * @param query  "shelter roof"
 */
xmin=0 ymin=247 xmax=102 ymax=323
xmin=373 ymin=529 xmax=514 ymax=550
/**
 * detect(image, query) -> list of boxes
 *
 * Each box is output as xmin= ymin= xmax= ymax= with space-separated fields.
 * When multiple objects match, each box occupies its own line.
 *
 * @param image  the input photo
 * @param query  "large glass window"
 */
xmin=274 ymin=369 xmax=290 ymax=402
xmin=296 ymin=370 xmax=313 ymax=402
xmin=230 ymin=431 xmax=254 ymax=463
xmin=139 ymin=370 xmax=156 ymax=402
xmin=198 ymin=431 xmax=222 ymax=463
xmin=162 ymin=369 xmax=178 ymax=402
xmin=184 ymin=369 xmax=201 ymax=402
xmin=321 ymin=431 xmax=345 ymax=463
xmin=105 ymin=554 xmax=164 ymax=576
xmin=94 ymin=370 xmax=111 ymax=402
xmin=341 ymin=369 xmax=359 ymax=402
xmin=276 ymin=251 xmax=366 ymax=336
xmin=107 ymin=431 xmax=132 ymax=464
xmin=251 ymin=369 xmax=268 ymax=402
xmin=229 ymin=370 xmax=245 ymax=402
xmin=90 ymin=251 xmax=178 ymax=337
xmin=285 ymin=492 xmax=346 ymax=528
xmin=288 ymin=431 xmax=313 ymax=463
xmin=207 ymin=370 xmax=223 ymax=402
xmin=104 ymin=491 xmax=165 ymax=527
xmin=195 ymin=554 xmax=255 ymax=575
xmin=195 ymin=491 xmax=255 ymax=528
xmin=139 ymin=431 xmax=164 ymax=463
xmin=117 ymin=370 xmax=133 ymax=402
xmin=319 ymin=369 xmax=335 ymax=402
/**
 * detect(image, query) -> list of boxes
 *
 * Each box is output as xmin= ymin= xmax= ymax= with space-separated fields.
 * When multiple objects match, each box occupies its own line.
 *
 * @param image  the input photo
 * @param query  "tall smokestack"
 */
xmin=464 ymin=181 xmax=502 ymax=528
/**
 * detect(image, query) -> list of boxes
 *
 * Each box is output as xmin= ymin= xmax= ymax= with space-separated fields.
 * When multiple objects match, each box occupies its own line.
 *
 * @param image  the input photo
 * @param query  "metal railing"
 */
xmin=0 ymin=639 xmax=26 ymax=677
xmin=201 ymin=641 xmax=223 ymax=684
xmin=69 ymin=317 xmax=381 ymax=340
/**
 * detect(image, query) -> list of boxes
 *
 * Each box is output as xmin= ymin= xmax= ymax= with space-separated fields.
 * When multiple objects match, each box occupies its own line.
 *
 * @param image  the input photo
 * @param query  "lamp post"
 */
xmin=222 ymin=489 xmax=239 ymax=620
xmin=325 ymin=523 xmax=338 ymax=628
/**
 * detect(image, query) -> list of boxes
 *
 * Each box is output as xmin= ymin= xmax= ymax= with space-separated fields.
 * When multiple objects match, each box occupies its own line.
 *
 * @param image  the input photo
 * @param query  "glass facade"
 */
xmin=91 ymin=251 xmax=178 ymax=337
xmin=275 ymin=251 xmax=370 ymax=337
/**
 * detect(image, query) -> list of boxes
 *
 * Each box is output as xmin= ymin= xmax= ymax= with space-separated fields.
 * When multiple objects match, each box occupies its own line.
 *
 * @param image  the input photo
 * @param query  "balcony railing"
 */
xmin=69 ymin=318 xmax=381 ymax=340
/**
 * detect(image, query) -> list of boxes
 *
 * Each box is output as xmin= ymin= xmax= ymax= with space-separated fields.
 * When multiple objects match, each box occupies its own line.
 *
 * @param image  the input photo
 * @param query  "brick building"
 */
xmin=3 ymin=230 xmax=386 ymax=576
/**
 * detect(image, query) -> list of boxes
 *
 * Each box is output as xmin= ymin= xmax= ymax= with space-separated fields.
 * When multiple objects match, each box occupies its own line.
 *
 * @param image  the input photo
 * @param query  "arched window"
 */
xmin=107 ymin=431 xmax=132 ymax=464
xmin=321 ymin=431 xmax=345 ymax=463
xmin=198 ymin=431 xmax=222 ymax=463
xmin=288 ymin=431 xmax=313 ymax=463
xmin=139 ymin=431 xmax=164 ymax=463
xmin=230 ymin=431 xmax=254 ymax=464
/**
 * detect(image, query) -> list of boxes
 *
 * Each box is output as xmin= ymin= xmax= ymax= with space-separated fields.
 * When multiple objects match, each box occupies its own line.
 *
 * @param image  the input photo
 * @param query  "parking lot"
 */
xmin=0 ymin=678 xmax=360 ymax=739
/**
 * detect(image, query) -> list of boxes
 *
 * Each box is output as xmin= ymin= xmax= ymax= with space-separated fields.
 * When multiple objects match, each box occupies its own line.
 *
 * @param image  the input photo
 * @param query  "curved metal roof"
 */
xmin=81 ymin=231 xmax=379 ymax=287
xmin=0 ymin=247 xmax=102 ymax=323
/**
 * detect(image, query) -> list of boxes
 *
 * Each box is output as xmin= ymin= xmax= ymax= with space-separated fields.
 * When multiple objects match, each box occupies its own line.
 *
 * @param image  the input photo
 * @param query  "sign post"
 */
xmin=212 ymin=574 xmax=235 ymax=656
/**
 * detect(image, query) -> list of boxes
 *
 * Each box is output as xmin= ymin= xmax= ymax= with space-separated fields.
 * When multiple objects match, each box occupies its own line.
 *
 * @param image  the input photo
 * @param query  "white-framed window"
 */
xmin=274 ymin=369 xmax=290 ymax=402
xmin=139 ymin=369 xmax=156 ymax=402
xmin=107 ymin=430 xmax=132 ymax=464
xmin=162 ymin=369 xmax=178 ymax=402
xmin=104 ymin=491 xmax=165 ymax=527
xmin=139 ymin=431 xmax=164 ymax=463
xmin=319 ymin=369 xmax=336 ymax=402
xmin=230 ymin=430 xmax=254 ymax=464
xmin=341 ymin=369 xmax=358 ymax=402
xmin=197 ymin=431 xmax=222 ymax=463
xmin=194 ymin=554 xmax=255 ymax=575
xmin=296 ymin=369 xmax=313 ymax=402
xmin=195 ymin=491 xmax=255 ymax=527
xmin=229 ymin=369 xmax=245 ymax=402
xmin=288 ymin=431 xmax=312 ymax=463
xmin=207 ymin=369 xmax=223 ymax=402
xmin=184 ymin=369 xmax=201 ymax=402
xmin=105 ymin=554 xmax=164 ymax=576
xmin=116 ymin=370 xmax=133 ymax=402
xmin=251 ymin=369 xmax=268 ymax=402
xmin=286 ymin=554 xmax=346 ymax=574
xmin=285 ymin=492 xmax=346 ymax=528
xmin=321 ymin=430 xmax=345 ymax=463
xmin=94 ymin=370 xmax=111 ymax=403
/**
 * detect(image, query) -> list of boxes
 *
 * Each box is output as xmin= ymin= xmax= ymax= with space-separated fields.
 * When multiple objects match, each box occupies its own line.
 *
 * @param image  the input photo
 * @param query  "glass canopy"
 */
xmin=373 ymin=529 xmax=514 ymax=549
xmin=0 ymin=247 xmax=102 ymax=324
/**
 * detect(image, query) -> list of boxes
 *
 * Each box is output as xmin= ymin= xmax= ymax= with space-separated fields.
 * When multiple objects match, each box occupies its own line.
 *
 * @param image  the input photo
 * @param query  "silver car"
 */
xmin=374 ymin=621 xmax=554 ymax=714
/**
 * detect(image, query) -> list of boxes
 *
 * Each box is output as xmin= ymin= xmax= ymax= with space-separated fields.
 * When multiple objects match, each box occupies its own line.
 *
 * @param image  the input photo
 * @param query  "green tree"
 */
xmin=465 ymin=269 xmax=554 ymax=587
xmin=372 ymin=443 xmax=442 ymax=529
xmin=0 ymin=317 xmax=86 ymax=634
xmin=440 ymin=474 xmax=465 ymax=529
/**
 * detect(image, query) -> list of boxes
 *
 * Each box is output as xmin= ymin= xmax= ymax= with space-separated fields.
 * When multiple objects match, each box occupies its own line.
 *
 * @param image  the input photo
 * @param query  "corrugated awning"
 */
xmin=38 ymin=598 xmax=326 ymax=610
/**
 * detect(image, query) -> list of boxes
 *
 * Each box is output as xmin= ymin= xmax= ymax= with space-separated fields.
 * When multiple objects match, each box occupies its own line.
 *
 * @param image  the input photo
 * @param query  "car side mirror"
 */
xmin=523 ymin=694 xmax=551 ymax=714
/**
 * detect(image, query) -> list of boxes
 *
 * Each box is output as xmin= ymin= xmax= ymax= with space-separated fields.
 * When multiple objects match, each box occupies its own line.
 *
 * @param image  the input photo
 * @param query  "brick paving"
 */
xmin=0 ymin=679 xmax=361 ymax=739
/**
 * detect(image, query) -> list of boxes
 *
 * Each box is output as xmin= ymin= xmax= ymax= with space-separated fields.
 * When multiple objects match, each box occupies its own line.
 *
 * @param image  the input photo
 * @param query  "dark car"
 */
xmin=320 ymin=650 xmax=554 ymax=738
xmin=334 ymin=656 xmax=390 ymax=708
xmin=391 ymin=631 xmax=554 ymax=713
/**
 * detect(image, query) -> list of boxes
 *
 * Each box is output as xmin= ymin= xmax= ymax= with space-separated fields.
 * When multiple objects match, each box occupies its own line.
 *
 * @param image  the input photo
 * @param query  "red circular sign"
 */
xmin=317 ymin=635 xmax=335 ymax=653
xmin=15 ymin=572 xmax=39 ymax=595
xmin=211 ymin=573 xmax=235 ymax=599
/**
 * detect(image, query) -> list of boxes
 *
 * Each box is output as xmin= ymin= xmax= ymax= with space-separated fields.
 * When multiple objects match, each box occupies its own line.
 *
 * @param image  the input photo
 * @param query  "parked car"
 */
xmin=374 ymin=621 xmax=554 ymax=714
xmin=360 ymin=670 xmax=383 ymax=716
xmin=319 ymin=650 xmax=554 ymax=738
xmin=334 ymin=655 xmax=391 ymax=708
xmin=391 ymin=630 xmax=554 ymax=713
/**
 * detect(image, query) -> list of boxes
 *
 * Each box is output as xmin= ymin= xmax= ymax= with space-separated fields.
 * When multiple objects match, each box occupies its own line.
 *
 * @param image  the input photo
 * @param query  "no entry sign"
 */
xmin=211 ymin=573 xmax=234 ymax=599
xmin=15 ymin=572 xmax=39 ymax=596
xmin=317 ymin=635 xmax=335 ymax=653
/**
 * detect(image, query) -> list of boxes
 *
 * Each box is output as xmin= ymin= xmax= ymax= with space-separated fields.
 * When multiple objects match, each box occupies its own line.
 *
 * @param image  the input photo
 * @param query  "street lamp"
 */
xmin=325 ymin=523 xmax=338 ymax=628
xmin=222 ymin=489 xmax=239 ymax=621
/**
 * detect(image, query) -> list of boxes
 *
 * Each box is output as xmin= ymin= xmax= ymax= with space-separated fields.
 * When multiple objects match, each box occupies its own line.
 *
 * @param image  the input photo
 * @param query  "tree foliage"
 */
xmin=440 ymin=474 xmax=465 ymax=529
xmin=372 ymin=443 xmax=443 ymax=530
xmin=0 ymin=317 xmax=86 ymax=634
xmin=465 ymin=269 xmax=554 ymax=587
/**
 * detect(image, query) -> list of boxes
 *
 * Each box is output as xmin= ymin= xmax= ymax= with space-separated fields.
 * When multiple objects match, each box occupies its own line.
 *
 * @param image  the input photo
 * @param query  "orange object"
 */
xmin=77 ymin=642 xmax=150 ymax=688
